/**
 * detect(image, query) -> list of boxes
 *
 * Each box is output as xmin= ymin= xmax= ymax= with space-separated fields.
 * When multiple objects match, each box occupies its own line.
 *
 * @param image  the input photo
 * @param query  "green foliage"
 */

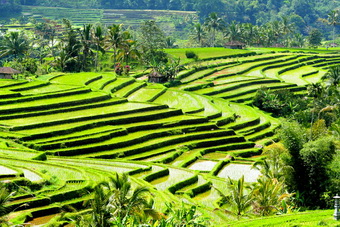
xmin=185 ymin=50 xmax=198 ymax=60
xmin=308 ymin=29 xmax=323 ymax=47
xmin=216 ymin=176 xmax=253 ymax=217
xmin=299 ymin=137 xmax=336 ymax=207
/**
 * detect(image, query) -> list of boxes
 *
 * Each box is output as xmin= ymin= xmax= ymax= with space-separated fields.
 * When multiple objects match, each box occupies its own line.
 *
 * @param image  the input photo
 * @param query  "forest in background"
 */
xmin=1 ymin=0 xmax=339 ymax=39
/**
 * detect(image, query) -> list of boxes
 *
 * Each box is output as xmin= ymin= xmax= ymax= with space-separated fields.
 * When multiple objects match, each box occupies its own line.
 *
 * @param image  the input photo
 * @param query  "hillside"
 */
xmin=0 ymin=49 xmax=339 ymax=225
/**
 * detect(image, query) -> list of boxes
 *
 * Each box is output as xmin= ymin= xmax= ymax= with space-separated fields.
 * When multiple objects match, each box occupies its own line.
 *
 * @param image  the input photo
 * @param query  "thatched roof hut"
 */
xmin=225 ymin=41 xmax=246 ymax=49
xmin=148 ymin=70 xmax=168 ymax=83
xmin=0 ymin=67 xmax=21 ymax=79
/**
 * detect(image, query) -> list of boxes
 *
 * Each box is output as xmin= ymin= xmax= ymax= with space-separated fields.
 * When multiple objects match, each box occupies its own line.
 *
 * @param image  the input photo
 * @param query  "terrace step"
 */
xmin=180 ymin=68 xmax=217 ymax=84
xmin=16 ymin=108 xmax=183 ymax=140
xmin=128 ymin=87 xmax=167 ymax=102
xmin=125 ymin=133 xmax=244 ymax=161
xmin=236 ymin=120 xmax=271 ymax=136
xmin=38 ymin=122 xmax=217 ymax=152
xmin=153 ymin=89 xmax=205 ymax=114
xmin=0 ymin=98 xmax=126 ymax=120
xmin=216 ymin=83 xmax=296 ymax=100
xmin=30 ymin=128 xmax=127 ymax=150
xmin=86 ymin=74 xmax=117 ymax=90
xmin=102 ymin=77 xmax=136 ymax=93
xmin=171 ymin=141 xmax=255 ymax=167
xmin=6 ymin=102 xmax=169 ymax=131
xmin=245 ymin=127 xmax=277 ymax=142
xmin=0 ymin=87 xmax=92 ymax=106
xmin=9 ymin=81 xmax=50 ymax=92
xmin=0 ymin=80 xmax=28 ymax=89
xmin=27 ymin=125 xmax=123 ymax=144
xmin=77 ymin=129 xmax=236 ymax=159
xmin=0 ymin=90 xmax=21 ymax=99
xmin=112 ymin=81 xmax=147 ymax=98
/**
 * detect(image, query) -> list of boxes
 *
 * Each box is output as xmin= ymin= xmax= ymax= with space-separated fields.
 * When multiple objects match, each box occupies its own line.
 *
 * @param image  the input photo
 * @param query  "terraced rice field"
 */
xmin=1 ymin=51 xmax=338 ymax=225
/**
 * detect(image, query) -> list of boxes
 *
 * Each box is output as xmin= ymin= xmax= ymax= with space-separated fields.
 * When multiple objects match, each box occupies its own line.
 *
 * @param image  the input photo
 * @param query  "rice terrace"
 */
xmin=0 ymin=47 xmax=338 ymax=225
xmin=0 ymin=1 xmax=340 ymax=225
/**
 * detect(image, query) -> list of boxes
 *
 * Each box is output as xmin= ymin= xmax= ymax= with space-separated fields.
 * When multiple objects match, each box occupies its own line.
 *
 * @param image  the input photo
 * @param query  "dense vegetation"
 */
xmin=1 ymin=0 xmax=339 ymax=41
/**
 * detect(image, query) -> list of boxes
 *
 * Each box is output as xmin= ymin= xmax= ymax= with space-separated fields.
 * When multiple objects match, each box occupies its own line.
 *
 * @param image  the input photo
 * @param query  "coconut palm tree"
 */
xmin=0 ymin=31 xmax=30 ymax=59
xmin=204 ymin=12 xmax=225 ymax=47
xmin=80 ymin=24 xmax=94 ymax=71
xmin=322 ymin=65 xmax=340 ymax=87
xmin=224 ymin=21 xmax=243 ymax=43
xmin=319 ymin=10 xmax=340 ymax=42
xmin=106 ymin=24 xmax=125 ymax=66
xmin=92 ymin=24 xmax=106 ymax=71
xmin=191 ymin=23 xmax=205 ymax=47
xmin=107 ymin=173 xmax=151 ymax=222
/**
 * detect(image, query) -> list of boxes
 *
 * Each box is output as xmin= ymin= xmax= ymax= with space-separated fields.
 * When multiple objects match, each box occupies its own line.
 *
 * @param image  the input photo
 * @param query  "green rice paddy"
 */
xmin=0 ymin=49 xmax=338 ymax=225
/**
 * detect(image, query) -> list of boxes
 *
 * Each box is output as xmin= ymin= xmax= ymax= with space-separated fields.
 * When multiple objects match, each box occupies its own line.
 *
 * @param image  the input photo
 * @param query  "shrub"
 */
xmin=185 ymin=50 xmax=198 ymax=60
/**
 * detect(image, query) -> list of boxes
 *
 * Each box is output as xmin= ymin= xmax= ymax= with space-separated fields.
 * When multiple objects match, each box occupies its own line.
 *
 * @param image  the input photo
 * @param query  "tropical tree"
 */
xmin=117 ymin=38 xmax=140 ymax=65
xmin=191 ymin=23 xmax=206 ymax=47
xmin=216 ymin=176 xmax=253 ymax=217
xmin=92 ymin=24 xmax=106 ymax=71
xmin=204 ymin=12 xmax=225 ymax=47
xmin=0 ymin=31 xmax=30 ymax=59
xmin=106 ymin=24 xmax=125 ymax=66
xmin=322 ymin=65 xmax=340 ymax=87
xmin=79 ymin=24 xmax=94 ymax=71
xmin=308 ymin=28 xmax=323 ymax=47
xmin=252 ymin=143 xmax=293 ymax=182
xmin=224 ymin=21 xmax=243 ymax=43
xmin=251 ymin=177 xmax=292 ymax=216
xmin=0 ymin=183 xmax=14 ymax=225
xmin=319 ymin=9 xmax=340 ymax=42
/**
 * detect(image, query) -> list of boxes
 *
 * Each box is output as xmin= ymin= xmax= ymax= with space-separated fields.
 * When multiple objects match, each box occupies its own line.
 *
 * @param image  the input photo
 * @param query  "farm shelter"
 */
xmin=225 ymin=41 xmax=246 ymax=49
xmin=0 ymin=67 xmax=21 ymax=79
xmin=148 ymin=70 xmax=168 ymax=83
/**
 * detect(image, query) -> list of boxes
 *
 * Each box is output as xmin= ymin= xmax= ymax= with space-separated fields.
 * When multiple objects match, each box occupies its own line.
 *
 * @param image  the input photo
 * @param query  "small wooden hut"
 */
xmin=0 ymin=67 xmax=21 ymax=79
xmin=148 ymin=71 xmax=168 ymax=83
xmin=225 ymin=41 xmax=246 ymax=49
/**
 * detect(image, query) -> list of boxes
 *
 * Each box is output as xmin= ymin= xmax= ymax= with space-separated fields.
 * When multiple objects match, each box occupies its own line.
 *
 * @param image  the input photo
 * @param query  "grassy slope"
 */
xmin=227 ymin=210 xmax=338 ymax=227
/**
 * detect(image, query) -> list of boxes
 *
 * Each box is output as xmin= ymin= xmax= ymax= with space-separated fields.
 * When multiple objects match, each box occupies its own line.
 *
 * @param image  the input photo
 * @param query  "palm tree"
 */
xmin=0 ymin=31 xmax=30 ymax=59
xmin=0 ymin=183 xmax=14 ymax=225
xmin=322 ymin=65 xmax=340 ymax=87
xmin=106 ymin=24 xmax=124 ymax=66
xmin=86 ymin=173 xmax=153 ymax=225
xmin=225 ymin=21 xmax=243 ymax=43
xmin=80 ymin=24 xmax=94 ymax=71
xmin=216 ymin=176 xmax=253 ymax=217
xmin=252 ymin=143 xmax=293 ymax=182
xmin=107 ymin=173 xmax=151 ymax=222
xmin=191 ymin=23 xmax=205 ymax=47
xmin=117 ymin=39 xmax=140 ymax=65
xmin=204 ymin=12 xmax=225 ymax=47
xmin=280 ymin=16 xmax=295 ymax=36
xmin=92 ymin=25 xmax=106 ymax=71
xmin=319 ymin=10 xmax=340 ymax=42
xmin=251 ymin=177 xmax=291 ymax=216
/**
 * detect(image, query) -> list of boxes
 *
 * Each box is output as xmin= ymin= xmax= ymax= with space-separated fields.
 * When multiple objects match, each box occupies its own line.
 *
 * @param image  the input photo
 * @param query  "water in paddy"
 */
xmin=188 ymin=160 xmax=217 ymax=171
xmin=131 ymin=170 xmax=152 ymax=178
xmin=27 ymin=214 xmax=56 ymax=226
xmin=21 ymin=168 xmax=42 ymax=182
xmin=218 ymin=164 xmax=260 ymax=182
xmin=203 ymin=152 xmax=228 ymax=160
xmin=0 ymin=165 xmax=17 ymax=175
xmin=150 ymin=175 xmax=170 ymax=186
xmin=169 ymin=150 xmax=198 ymax=166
